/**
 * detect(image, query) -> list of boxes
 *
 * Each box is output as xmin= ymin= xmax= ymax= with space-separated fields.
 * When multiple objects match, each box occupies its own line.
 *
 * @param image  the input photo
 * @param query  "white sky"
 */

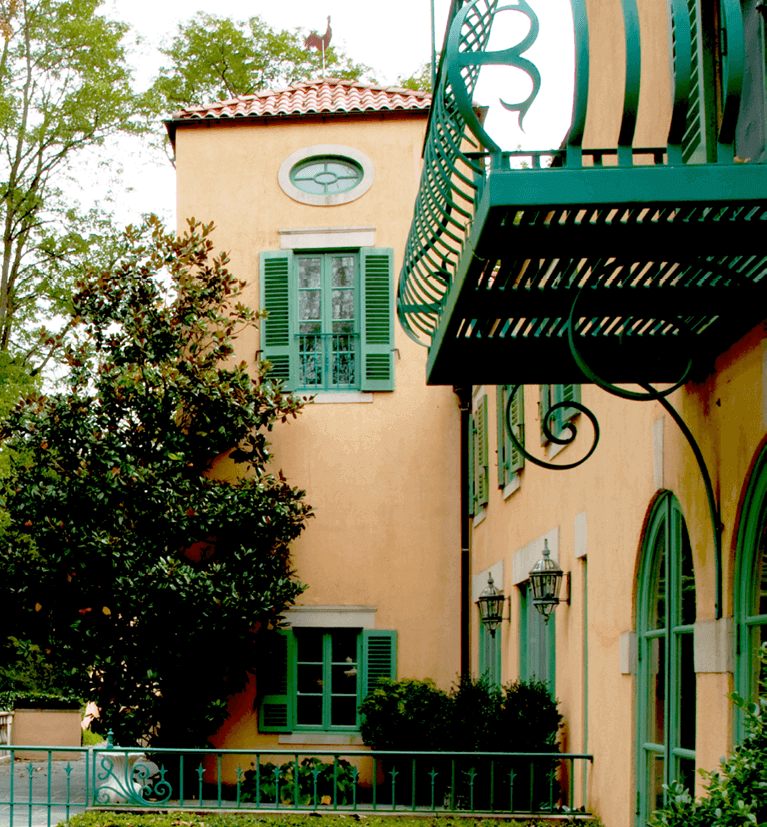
xmin=91 ymin=0 xmax=575 ymax=228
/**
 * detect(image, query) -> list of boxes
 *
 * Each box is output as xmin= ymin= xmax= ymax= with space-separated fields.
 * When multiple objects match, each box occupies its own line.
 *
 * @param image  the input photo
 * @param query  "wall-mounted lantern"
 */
xmin=477 ymin=573 xmax=506 ymax=636
xmin=529 ymin=540 xmax=570 ymax=622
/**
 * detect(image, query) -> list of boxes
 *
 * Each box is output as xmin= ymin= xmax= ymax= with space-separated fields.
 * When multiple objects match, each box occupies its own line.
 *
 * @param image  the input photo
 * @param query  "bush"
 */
xmin=359 ymin=677 xmax=453 ymax=751
xmin=649 ymin=643 xmax=767 ymax=827
xmin=241 ymin=758 xmax=357 ymax=806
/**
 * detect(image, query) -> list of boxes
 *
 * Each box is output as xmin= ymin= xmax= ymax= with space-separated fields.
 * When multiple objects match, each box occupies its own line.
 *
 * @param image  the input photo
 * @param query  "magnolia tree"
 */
xmin=0 ymin=217 xmax=312 ymax=746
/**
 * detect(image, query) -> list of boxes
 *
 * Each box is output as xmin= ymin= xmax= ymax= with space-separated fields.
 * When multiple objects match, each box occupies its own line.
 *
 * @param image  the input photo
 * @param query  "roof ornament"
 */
xmin=304 ymin=16 xmax=332 ymax=78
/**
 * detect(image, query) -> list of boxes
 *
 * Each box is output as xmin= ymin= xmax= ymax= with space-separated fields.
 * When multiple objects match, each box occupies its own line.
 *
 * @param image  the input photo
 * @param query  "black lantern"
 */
xmin=477 ymin=573 xmax=505 ymax=635
xmin=529 ymin=540 xmax=568 ymax=622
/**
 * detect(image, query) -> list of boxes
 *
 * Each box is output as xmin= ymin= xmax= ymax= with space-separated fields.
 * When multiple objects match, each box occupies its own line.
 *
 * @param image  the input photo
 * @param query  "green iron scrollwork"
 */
xmin=563 ymin=288 xmax=723 ymax=619
xmin=505 ymin=384 xmax=600 ymax=471
xmin=447 ymin=0 xmax=542 ymax=150
xmin=94 ymin=751 xmax=172 ymax=806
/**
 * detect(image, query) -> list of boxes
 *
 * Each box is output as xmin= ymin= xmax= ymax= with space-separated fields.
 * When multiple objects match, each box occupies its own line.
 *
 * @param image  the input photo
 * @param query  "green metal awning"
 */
xmin=397 ymin=0 xmax=767 ymax=386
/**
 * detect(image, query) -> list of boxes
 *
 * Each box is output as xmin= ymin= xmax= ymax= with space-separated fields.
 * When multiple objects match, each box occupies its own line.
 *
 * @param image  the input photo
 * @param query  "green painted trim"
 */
xmin=734 ymin=444 xmax=767 ymax=740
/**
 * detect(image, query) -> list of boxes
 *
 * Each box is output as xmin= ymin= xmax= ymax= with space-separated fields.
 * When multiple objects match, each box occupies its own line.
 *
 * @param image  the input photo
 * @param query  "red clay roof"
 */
xmin=170 ymin=78 xmax=432 ymax=124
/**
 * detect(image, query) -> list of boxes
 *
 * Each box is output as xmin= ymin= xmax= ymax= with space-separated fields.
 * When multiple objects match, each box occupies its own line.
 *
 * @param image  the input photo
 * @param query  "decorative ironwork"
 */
xmin=95 ymin=750 xmax=170 ymax=806
xmin=506 ymin=383 xmax=600 ymax=471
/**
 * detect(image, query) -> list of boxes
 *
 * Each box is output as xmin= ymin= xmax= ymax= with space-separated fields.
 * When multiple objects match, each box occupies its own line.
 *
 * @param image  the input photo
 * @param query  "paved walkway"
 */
xmin=0 ymin=755 xmax=90 ymax=827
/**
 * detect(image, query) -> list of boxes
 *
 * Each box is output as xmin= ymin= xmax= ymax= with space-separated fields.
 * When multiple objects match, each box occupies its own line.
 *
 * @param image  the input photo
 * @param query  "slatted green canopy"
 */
xmin=397 ymin=0 xmax=767 ymax=385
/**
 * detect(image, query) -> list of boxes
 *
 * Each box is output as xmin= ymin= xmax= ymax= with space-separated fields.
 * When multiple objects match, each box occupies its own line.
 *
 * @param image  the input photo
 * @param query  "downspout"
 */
xmin=454 ymin=386 xmax=472 ymax=679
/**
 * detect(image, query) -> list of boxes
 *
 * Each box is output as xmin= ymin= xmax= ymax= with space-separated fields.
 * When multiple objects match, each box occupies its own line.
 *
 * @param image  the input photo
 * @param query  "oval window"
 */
xmin=278 ymin=145 xmax=374 ymax=206
xmin=290 ymin=156 xmax=363 ymax=196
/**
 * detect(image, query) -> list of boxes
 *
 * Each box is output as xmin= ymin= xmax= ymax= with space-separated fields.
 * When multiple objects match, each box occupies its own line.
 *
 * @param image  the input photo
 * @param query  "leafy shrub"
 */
xmin=649 ymin=644 xmax=767 ymax=827
xmin=241 ymin=757 xmax=357 ymax=806
xmin=359 ymin=677 xmax=453 ymax=751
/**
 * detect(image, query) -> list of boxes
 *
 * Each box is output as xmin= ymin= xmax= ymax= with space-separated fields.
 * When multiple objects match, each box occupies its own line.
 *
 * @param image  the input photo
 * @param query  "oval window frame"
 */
xmin=278 ymin=144 xmax=374 ymax=206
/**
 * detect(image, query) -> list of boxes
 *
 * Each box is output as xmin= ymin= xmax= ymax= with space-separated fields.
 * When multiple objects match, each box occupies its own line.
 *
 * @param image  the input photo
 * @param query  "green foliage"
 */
xmin=81 ymin=727 xmax=104 ymax=746
xmin=649 ymin=644 xmax=767 ymax=827
xmin=152 ymin=13 xmax=375 ymax=111
xmin=0 ymin=0 xmax=152 ymax=378
xmin=359 ymin=675 xmax=562 ymax=753
xmin=0 ymin=216 xmax=313 ymax=748
xmin=397 ymin=62 xmax=432 ymax=92
xmin=359 ymin=677 xmax=453 ymax=751
xmin=241 ymin=758 xmax=356 ymax=806
xmin=0 ymin=635 xmax=67 ymax=697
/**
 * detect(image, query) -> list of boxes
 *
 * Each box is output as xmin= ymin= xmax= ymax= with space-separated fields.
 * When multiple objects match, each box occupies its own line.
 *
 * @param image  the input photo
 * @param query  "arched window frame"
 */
xmin=734 ymin=445 xmax=767 ymax=739
xmin=635 ymin=492 xmax=696 ymax=826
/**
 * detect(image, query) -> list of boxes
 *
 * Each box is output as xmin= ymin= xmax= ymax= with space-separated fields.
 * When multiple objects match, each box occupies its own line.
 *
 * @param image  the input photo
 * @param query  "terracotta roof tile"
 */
xmin=171 ymin=78 xmax=431 ymax=123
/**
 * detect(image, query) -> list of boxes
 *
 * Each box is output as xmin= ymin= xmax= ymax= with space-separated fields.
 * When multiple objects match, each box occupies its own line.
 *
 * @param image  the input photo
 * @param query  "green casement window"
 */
xmin=497 ymin=385 xmax=525 ymax=488
xmin=636 ymin=494 xmax=696 ymax=827
xmin=289 ymin=157 xmax=363 ymax=196
xmin=478 ymin=622 xmax=501 ymax=687
xmin=735 ymin=445 xmax=767 ymax=739
xmin=519 ymin=582 xmax=556 ymax=694
xmin=259 ymin=248 xmax=395 ymax=392
xmin=259 ymin=628 xmax=397 ymax=733
xmin=539 ymin=384 xmax=580 ymax=445
xmin=471 ymin=394 xmax=489 ymax=515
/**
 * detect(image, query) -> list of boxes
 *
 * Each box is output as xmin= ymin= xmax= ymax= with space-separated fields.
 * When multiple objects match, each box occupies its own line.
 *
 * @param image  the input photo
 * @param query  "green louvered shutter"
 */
xmin=468 ymin=413 xmax=477 ymax=516
xmin=362 ymin=630 xmax=397 ymax=698
xmin=260 ymin=251 xmax=296 ymax=390
xmin=258 ymin=629 xmax=295 ymax=733
xmin=508 ymin=385 xmax=525 ymax=474
xmin=360 ymin=248 xmax=394 ymax=391
xmin=497 ymin=385 xmax=525 ymax=487
xmin=680 ymin=0 xmax=717 ymax=163
xmin=497 ymin=386 xmax=508 ymax=488
xmin=539 ymin=385 xmax=550 ymax=444
xmin=476 ymin=395 xmax=489 ymax=507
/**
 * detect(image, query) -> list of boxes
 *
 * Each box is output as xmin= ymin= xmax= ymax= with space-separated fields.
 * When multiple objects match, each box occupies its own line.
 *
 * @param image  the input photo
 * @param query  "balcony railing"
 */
xmin=397 ymin=0 xmax=767 ymax=386
xmin=298 ymin=332 xmax=359 ymax=390
xmin=0 ymin=744 xmax=595 ymax=822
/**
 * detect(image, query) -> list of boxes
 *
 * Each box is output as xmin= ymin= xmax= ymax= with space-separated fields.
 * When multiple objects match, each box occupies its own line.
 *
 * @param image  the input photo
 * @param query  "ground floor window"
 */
xmin=735 ymin=444 xmax=767 ymax=738
xmin=478 ymin=622 xmax=501 ymax=687
xmin=519 ymin=582 xmax=555 ymax=693
xmin=259 ymin=628 xmax=396 ymax=734
xmin=636 ymin=493 xmax=696 ymax=826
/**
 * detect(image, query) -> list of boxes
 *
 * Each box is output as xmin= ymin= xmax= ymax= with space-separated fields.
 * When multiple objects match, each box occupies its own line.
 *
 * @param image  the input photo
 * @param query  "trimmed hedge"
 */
xmin=0 ymin=690 xmax=82 ymax=710
xmin=64 ymin=813 xmax=598 ymax=827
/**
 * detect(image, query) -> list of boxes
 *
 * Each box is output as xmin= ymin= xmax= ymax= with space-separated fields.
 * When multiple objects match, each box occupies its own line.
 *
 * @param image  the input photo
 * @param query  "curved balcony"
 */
xmin=397 ymin=0 xmax=767 ymax=385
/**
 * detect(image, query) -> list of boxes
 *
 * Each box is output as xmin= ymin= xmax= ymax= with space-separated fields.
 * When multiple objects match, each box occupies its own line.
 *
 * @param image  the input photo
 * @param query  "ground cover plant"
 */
xmin=64 ymin=812 xmax=599 ymax=827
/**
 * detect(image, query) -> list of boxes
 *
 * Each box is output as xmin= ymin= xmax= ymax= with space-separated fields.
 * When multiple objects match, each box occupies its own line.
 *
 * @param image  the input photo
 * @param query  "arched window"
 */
xmin=636 ymin=493 xmax=696 ymax=825
xmin=735 ymin=446 xmax=767 ymax=737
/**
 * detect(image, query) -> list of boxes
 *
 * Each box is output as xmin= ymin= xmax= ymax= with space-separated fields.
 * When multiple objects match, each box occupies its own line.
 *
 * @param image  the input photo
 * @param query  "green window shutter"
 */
xmin=508 ymin=385 xmax=525 ymax=474
xmin=559 ymin=383 xmax=581 ymax=429
xmin=359 ymin=247 xmax=394 ymax=392
xmin=476 ymin=395 xmax=489 ymax=507
xmin=468 ymin=413 xmax=477 ymax=517
xmin=497 ymin=386 xmax=508 ymax=488
xmin=259 ymin=629 xmax=295 ymax=733
xmin=260 ymin=250 xmax=296 ymax=390
xmin=539 ymin=385 xmax=550 ymax=445
xmin=361 ymin=630 xmax=397 ymax=698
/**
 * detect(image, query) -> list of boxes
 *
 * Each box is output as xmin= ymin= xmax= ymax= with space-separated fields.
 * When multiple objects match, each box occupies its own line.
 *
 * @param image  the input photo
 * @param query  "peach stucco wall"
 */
xmin=174 ymin=111 xmax=461 ymax=763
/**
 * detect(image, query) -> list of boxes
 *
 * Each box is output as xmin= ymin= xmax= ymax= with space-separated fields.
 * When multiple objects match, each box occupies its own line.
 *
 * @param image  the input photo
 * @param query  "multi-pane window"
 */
xmin=636 ymin=494 xmax=696 ymax=825
xmin=735 ymin=447 xmax=767 ymax=738
xmin=296 ymin=629 xmax=360 ymax=730
xmin=260 ymin=248 xmax=395 ymax=393
xmin=259 ymin=628 xmax=397 ymax=734
xmin=297 ymin=253 xmax=358 ymax=391
xmin=290 ymin=157 xmax=363 ymax=196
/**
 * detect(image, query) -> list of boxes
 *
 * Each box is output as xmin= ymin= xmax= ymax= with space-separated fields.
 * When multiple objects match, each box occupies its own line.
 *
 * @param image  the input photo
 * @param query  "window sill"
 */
xmin=299 ymin=392 xmax=373 ymax=404
xmin=502 ymin=474 xmax=521 ymax=500
xmin=279 ymin=732 xmax=365 ymax=746
xmin=472 ymin=507 xmax=487 ymax=528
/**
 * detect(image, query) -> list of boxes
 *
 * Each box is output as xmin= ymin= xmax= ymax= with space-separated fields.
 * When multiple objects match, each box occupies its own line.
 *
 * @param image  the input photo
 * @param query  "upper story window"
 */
xmin=290 ymin=157 xmax=363 ymax=197
xmin=278 ymin=144 xmax=375 ymax=206
xmin=260 ymin=247 xmax=395 ymax=393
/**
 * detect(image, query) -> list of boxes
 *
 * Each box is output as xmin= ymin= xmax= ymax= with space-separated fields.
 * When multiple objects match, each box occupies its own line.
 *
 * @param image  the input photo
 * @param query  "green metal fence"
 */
xmin=0 ymin=745 xmax=594 ymax=824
